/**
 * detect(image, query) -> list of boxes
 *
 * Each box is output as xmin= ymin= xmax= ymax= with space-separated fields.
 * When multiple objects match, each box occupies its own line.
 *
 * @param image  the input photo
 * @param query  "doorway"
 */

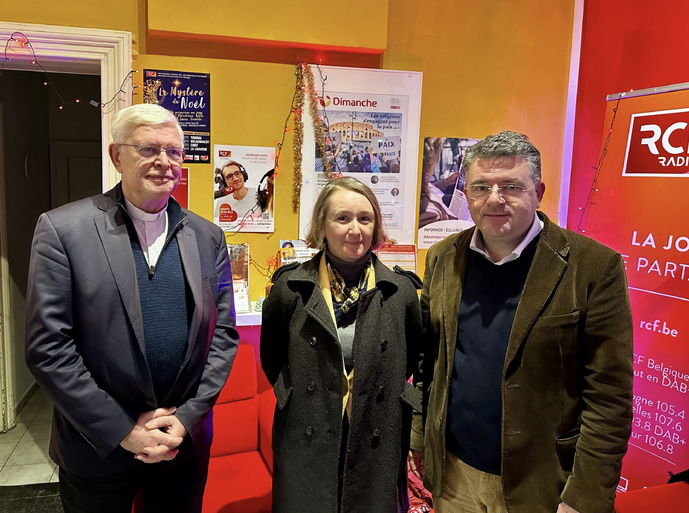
xmin=0 ymin=23 xmax=131 ymax=432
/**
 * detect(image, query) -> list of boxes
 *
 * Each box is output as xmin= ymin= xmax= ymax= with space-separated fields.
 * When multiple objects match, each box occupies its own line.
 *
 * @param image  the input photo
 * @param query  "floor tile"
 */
xmin=5 ymin=439 xmax=52 ymax=466
xmin=0 ymin=442 xmax=15 ymax=466
xmin=0 ymin=463 xmax=56 ymax=485
xmin=0 ymin=422 xmax=29 ymax=443
xmin=33 ymin=404 xmax=53 ymax=421
xmin=27 ymin=388 xmax=48 ymax=406
xmin=16 ymin=404 xmax=40 ymax=424
xmin=21 ymin=418 xmax=52 ymax=441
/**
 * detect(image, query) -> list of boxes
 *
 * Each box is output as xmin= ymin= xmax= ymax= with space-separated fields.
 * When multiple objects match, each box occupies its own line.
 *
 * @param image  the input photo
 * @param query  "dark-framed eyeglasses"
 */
xmin=120 ymin=143 xmax=184 ymax=162
xmin=224 ymin=170 xmax=244 ymax=180
xmin=466 ymin=182 xmax=538 ymax=200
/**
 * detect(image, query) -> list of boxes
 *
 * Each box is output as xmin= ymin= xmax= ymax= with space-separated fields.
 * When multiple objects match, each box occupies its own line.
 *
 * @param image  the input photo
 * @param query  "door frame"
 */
xmin=0 ymin=22 xmax=131 ymax=431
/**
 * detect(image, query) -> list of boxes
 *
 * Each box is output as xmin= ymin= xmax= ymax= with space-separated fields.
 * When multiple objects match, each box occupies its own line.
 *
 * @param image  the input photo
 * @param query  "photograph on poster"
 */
xmin=417 ymin=137 xmax=479 ymax=249
xmin=227 ymin=243 xmax=250 ymax=313
xmin=213 ymin=145 xmax=275 ymax=233
xmin=315 ymin=102 xmax=407 ymax=236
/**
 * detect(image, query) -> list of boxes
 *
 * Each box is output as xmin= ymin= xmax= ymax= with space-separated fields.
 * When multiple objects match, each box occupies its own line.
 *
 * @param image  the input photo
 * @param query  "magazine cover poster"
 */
xmin=300 ymin=66 xmax=422 ymax=245
xmin=213 ymin=145 xmax=275 ymax=233
xmin=317 ymin=96 xmax=407 ymax=233
xmin=418 ymin=137 xmax=479 ymax=249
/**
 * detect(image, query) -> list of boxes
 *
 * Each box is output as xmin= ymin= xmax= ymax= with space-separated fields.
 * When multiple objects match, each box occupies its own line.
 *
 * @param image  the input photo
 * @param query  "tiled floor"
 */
xmin=0 ymin=387 xmax=57 ymax=486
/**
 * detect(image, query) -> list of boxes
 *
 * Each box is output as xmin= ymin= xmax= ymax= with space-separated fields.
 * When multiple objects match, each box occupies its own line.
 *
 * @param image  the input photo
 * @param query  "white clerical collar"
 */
xmin=470 ymin=213 xmax=543 ymax=265
xmin=124 ymin=197 xmax=168 ymax=222
xmin=123 ymin=197 xmax=168 ymax=270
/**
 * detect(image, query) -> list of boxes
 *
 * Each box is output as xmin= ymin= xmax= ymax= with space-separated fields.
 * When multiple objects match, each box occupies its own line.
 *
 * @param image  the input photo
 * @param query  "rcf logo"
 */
xmin=145 ymin=70 xmax=157 ymax=77
xmin=624 ymin=108 xmax=689 ymax=176
xmin=218 ymin=150 xmax=232 ymax=158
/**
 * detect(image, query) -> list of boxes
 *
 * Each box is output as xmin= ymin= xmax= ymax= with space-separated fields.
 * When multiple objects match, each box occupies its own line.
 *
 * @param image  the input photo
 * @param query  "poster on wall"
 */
xmin=418 ymin=137 xmax=479 ymax=249
xmin=171 ymin=167 xmax=189 ymax=209
xmin=143 ymin=69 xmax=210 ymax=163
xmin=227 ymin=243 xmax=250 ymax=313
xmin=581 ymin=85 xmax=689 ymax=492
xmin=213 ymin=145 xmax=275 ymax=233
xmin=300 ymin=66 xmax=422 ymax=245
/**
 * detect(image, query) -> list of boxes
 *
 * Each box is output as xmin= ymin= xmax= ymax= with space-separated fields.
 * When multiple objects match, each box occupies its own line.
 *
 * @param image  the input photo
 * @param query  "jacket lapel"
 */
xmin=443 ymin=233 xmax=469 ymax=367
xmin=290 ymin=254 xmax=339 ymax=341
xmin=504 ymin=215 xmax=569 ymax=371
xmin=95 ymin=199 xmax=147 ymax=356
xmin=177 ymin=222 xmax=202 ymax=360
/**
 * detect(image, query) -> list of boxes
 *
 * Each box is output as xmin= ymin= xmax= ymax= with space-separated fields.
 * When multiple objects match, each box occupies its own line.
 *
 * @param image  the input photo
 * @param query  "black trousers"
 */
xmin=58 ymin=447 xmax=210 ymax=513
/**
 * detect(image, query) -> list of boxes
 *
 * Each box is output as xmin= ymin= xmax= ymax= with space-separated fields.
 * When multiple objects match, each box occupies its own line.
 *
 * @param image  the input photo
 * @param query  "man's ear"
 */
xmin=535 ymin=181 xmax=546 ymax=207
xmin=108 ymin=142 xmax=123 ymax=174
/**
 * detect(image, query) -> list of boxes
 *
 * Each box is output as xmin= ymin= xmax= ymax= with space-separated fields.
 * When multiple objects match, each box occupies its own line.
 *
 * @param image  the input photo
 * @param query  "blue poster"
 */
xmin=143 ymin=69 xmax=210 ymax=163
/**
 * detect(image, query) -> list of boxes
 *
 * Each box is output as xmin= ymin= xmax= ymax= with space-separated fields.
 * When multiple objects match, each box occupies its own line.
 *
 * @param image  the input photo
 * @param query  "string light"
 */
xmin=273 ymin=62 xmax=334 ymax=213
xmin=1 ymin=31 xmax=136 ymax=112
xmin=576 ymin=96 xmax=621 ymax=233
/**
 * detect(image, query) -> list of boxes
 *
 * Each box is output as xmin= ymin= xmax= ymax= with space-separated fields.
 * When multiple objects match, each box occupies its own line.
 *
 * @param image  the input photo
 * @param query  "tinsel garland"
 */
xmin=292 ymin=62 xmax=333 ymax=212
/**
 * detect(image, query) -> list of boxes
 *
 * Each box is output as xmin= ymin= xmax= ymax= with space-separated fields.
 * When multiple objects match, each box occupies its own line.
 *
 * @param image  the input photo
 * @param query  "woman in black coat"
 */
xmin=260 ymin=177 xmax=422 ymax=513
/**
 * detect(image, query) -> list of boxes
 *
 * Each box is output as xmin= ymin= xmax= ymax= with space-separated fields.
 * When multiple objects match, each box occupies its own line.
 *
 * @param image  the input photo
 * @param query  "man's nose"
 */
xmin=485 ymin=186 xmax=505 ymax=204
xmin=154 ymin=150 xmax=171 ymax=168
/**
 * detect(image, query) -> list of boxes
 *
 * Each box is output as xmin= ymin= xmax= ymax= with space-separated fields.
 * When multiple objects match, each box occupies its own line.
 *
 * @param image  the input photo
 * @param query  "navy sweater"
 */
xmin=446 ymin=234 xmax=539 ymax=475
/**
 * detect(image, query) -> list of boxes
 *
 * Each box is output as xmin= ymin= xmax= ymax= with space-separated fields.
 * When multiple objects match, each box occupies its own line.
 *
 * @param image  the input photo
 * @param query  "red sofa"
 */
xmin=203 ymin=344 xmax=275 ymax=513
xmin=614 ymin=481 xmax=689 ymax=513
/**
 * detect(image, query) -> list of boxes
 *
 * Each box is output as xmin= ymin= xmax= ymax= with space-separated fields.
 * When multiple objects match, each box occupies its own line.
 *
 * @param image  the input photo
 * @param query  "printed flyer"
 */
xmin=213 ymin=145 xmax=275 ymax=233
xmin=143 ymin=69 xmax=210 ymax=163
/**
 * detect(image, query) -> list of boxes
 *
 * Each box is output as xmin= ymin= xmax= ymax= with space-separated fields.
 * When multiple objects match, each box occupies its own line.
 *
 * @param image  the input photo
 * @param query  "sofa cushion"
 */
xmin=203 ymin=452 xmax=272 ymax=513
xmin=217 ymin=345 xmax=257 ymax=404
xmin=211 ymin=396 xmax=260 ymax=457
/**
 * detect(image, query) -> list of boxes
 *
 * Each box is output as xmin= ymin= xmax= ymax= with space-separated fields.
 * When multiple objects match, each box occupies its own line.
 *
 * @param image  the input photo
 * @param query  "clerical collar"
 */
xmin=124 ymin=197 xmax=168 ymax=221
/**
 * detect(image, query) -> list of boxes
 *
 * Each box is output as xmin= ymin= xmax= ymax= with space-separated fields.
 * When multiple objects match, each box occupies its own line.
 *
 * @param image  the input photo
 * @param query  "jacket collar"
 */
xmin=98 ymin=183 xmax=186 ymax=228
xmin=287 ymin=251 xmax=400 ymax=293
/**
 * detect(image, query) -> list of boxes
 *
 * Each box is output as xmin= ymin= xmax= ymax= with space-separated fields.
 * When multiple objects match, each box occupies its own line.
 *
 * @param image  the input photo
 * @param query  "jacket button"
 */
xmin=307 ymin=381 xmax=315 ymax=391
xmin=146 ymin=400 xmax=155 ymax=407
xmin=305 ymin=425 xmax=314 ymax=436
xmin=309 ymin=336 xmax=318 ymax=346
xmin=373 ymin=429 xmax=381 ymax=437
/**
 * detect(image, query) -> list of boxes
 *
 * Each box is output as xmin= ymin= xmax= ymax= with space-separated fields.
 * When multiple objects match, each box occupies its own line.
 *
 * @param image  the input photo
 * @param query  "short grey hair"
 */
xmin=110 ymin=104 xmax=182 ymax=144
xmin=306 ymin=176 xmax=387 ymax=251
xmin=462 ymin=131 xmax=541 ymax=183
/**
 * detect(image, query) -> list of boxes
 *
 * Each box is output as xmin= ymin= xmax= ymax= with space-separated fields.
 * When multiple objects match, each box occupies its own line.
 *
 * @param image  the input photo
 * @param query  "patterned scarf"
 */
xmin=327 ymin=259 xmax=372 ymax=324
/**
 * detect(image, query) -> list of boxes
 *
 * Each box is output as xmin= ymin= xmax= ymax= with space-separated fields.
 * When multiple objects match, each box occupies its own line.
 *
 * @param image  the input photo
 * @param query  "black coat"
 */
xmin=261 ymin=253 xmax=422 ymax=513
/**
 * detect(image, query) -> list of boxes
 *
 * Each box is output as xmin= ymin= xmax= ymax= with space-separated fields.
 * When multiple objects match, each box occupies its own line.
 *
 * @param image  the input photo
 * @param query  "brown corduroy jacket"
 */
xmin=411 ymin=212 xmax=633 ymax=513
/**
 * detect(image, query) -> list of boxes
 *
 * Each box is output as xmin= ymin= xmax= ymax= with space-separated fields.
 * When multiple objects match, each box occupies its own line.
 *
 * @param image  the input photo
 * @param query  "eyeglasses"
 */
xmin=466 ymin=182 xmax=538 ymax=200
xmin=224 ymin=171 xmax=243 ymax=180
xmin=120 ymin=143 xmax=184 ymax=162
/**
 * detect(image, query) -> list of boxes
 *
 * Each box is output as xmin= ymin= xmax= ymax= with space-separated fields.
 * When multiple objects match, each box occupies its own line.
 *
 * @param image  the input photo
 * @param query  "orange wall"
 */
xmin=148 ymin=0 xmax=388 ymax=51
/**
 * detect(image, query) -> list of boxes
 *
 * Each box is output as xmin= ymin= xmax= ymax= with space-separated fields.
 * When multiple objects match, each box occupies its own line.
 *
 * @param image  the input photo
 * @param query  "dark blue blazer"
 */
xmin=25 ymin=185 xmax=238 ymax=476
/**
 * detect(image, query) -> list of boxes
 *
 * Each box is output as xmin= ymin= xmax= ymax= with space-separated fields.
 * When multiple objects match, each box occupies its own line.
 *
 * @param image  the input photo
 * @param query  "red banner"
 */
xmin=582 ymin=87 xmax=689 ymax=492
